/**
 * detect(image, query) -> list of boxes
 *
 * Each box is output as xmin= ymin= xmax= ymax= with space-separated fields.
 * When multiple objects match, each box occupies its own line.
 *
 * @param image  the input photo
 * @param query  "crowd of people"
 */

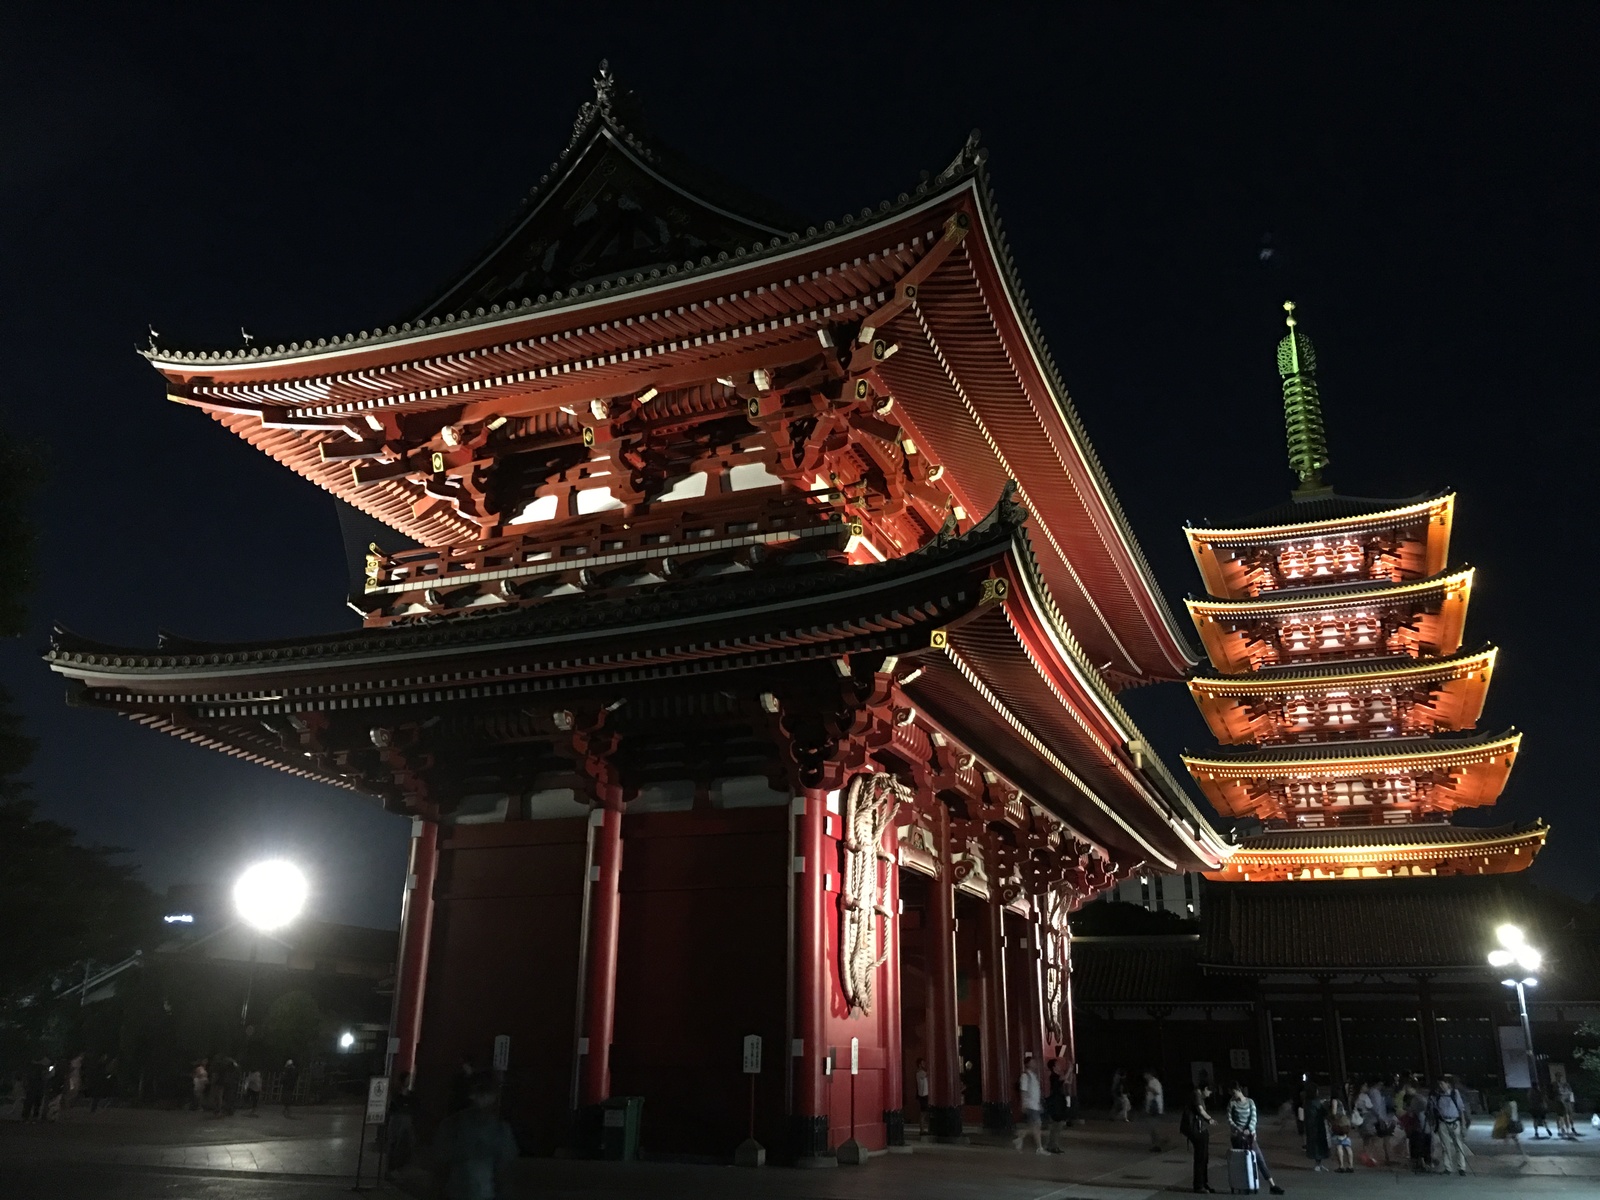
xmin=1173 ymin=1069 xmax=1590 ymax=1191
xmin=5 ymin=1052 xmax=121 ymax=1121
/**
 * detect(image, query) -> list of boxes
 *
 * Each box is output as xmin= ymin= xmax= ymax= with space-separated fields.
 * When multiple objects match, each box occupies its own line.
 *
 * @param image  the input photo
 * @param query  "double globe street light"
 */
xmin=1488 ymin=923 xmax=1541 ymax=1087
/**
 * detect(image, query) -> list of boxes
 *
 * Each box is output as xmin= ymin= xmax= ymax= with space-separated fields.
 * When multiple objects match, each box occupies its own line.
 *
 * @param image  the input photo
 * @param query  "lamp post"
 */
xmin=234 ymin=860 xmax=308 ymax=1026
xmin=1488 ymin=923 xmax=1541 ymax=1087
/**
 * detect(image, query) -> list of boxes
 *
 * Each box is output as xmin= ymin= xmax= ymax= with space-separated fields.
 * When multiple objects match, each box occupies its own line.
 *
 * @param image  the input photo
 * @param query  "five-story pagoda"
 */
xmin=1181 ymin=304 xmax=1543 ymax=882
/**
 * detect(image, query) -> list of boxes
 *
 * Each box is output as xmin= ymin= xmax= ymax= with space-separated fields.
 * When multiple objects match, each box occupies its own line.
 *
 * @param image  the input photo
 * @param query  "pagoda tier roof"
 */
xmin=1186 ymin=727 xmax=1517 ymax=767
xmin=1184 ymin=491 xmax=1453 ymax=545
xmin=1183 ymin=729 xmax=1520 ymax=822
xmin=136 ymin=79 xmax=1195 ymax=686
xmin=1183 ymin=492 xmax=1455 ymax=601
xmin=1187 ymin=647 xmax=1497 ymax=745
xmin=1188 ymin=568 xmax=1473 ymax=675
xmin=46 ymin=498 xmax=1230 ymax=873
xmin=1186 ymin=567 xmax=1473 ymax=617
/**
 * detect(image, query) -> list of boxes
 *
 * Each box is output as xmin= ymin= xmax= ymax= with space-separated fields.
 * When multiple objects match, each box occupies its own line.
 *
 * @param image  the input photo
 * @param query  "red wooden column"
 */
xmin=881 ymin=824 xmax=906 ymax=1146
xmin=979 ymin=892 xmax=1013 ymax=1131
xmin=926 ymin=801 xmax=963 ymax=1139
xmin=579 ymin=790 xmax=624 ymax=1105
xmin=390 ymin=816 xmax=439 ymax=1080
xmin=792 ymin=785 xmax=831 ymax=1158
xmin=1060 ymin=936 xmax=1080 ymax=1097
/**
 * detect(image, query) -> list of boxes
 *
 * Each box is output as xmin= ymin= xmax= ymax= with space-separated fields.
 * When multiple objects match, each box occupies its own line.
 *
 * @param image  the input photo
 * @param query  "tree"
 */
xmin=0 ymin=426 xmax=157 ymax=1068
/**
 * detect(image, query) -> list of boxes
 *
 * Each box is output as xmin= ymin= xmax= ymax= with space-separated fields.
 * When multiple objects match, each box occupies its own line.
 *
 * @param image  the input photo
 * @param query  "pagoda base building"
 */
xmin=1179 ymin=304 xmax=1542 ymax=882
xmin=48 ymin=69 xmax=1231 ymax=1160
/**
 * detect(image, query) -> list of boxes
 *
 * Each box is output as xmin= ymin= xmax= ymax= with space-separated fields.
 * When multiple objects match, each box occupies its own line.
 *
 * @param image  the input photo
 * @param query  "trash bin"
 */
xmin=600 ymin=1095 xmax=643 ymax=1161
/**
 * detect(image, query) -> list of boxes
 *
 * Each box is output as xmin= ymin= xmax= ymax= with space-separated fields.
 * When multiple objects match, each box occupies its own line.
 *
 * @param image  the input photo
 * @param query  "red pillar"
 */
xmin=1060 ymin=936 xmax=1080 ymax=1098
xmin=980 ymin=892 xmax=1013 ymax=1130
xmin=926 ymin=802 xmax=962 ymax=1138
xmin=793 ymin=786 xmax=831 ymax=1157
xmin=580 ymin=796 xmax=623 ymax=1106
xmin=1025 ymin=907 xmax=1049 ymax=1067
xmin=391 ymin=817 xmax=438 ymax=1080
xmin=882 ymin=826 xmax=906 ymax=1146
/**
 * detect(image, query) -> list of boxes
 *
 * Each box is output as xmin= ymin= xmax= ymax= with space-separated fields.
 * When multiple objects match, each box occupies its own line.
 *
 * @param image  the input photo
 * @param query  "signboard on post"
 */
xmin=493 ymin=1034 xmax=511 ymax=1072
xmin=850 ymin=1036 xmax=859 ymax=1075
xmin=365 ymin=1076 xmax=390 ymax=1124
xmin=742 ymin=1034 xmax=763 ymax=1074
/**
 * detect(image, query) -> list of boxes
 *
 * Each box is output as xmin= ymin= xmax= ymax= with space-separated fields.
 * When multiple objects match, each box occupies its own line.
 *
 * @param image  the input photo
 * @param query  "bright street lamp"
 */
xmin=339 ymin=1031 xmax=356 ymax=1050
xmin=235 ymin=860 xmax=308 ymax=1025
xmin=235 ymin=860 xmax=309 ymax=931
xmin=1489 ymin=924 xmax=1541 ymax=1088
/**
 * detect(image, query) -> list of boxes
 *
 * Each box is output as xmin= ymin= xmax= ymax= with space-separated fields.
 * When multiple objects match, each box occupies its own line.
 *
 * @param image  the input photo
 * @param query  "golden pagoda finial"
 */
xmin=1277 ymin=299 xmax=1328 ymax=493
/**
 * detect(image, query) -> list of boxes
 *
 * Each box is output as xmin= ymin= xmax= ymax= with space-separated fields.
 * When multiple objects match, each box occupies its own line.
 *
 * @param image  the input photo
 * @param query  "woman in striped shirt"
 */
xmin=1227 ymin=1083 xmax=1286 ymax=1195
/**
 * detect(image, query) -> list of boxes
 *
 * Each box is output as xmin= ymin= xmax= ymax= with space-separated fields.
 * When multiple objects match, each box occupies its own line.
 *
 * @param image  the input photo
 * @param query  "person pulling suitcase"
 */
xmin=1225 ymin=1082 xmax=1285 ymax=1194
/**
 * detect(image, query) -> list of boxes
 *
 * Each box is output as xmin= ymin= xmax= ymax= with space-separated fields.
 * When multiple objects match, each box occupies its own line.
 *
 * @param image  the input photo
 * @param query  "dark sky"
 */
xmin=3 ymin=5 xmax=1595 ymax=928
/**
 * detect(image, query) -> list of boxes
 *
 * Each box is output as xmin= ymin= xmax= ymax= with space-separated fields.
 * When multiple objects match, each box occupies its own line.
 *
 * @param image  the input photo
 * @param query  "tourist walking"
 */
xmin=433 ymin=1071 xmax=518 ymax=1200
xmin=1527 ymin=1084 xmax=1551 ymax=1138
xmin=243 ymin=1068 xmax=262 ymax=1116
xmin=1326 ymin=1095 xmax=1354 ymax=1171
xmin=1400 ymin=1081 xmax=1431 ymax=1172
xmin=1013 ymin=1051 xmax=1046 ymax=1154
xmin=1182 ymin=1082 xmax=1216 ymax=1193
xmin=280 ymin=1058 xmax=299 ymax=1117
xmin=22 ymin=1056 xmax=48 ymax=1122
xmin=1144 ymin=1070 xmax=1165 ymax=1116
xmin=1111 ymin=1068 xmax=1132 ymax=1121
xmin=65 ymin=1053 xmax=83 ymax=1110
xmin=914 ymin=1057 xmax=930 ymax=1133
xmin=1555 ymin=1075 xmax=1579 ymax=1138
xmin=1429 ymin=1076 xmax=1469 ymax=1175
xmin=1045 ymin=1058 xmax=1069 ymax=1153
xmin=1304 ymin=1086 xmax=1331 ymax=1171
xmin=1354 ymin=1077 xmax=1385 ymax=1165
xmin=190 ymin=1060 xmax=208 ymax=1112
xmin=1226 ymin=1081 xmax=1285 ymax=1195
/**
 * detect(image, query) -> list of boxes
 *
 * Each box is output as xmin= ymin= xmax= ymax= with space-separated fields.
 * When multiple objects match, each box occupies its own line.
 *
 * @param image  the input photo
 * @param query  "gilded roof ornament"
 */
xmin=1278 ymin=300 xmax=1330 ymax=493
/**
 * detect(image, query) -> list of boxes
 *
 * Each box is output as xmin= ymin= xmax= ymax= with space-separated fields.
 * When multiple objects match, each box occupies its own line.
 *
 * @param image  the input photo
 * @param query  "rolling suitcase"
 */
xmin=1228 ymin=1146 xmax=1259 ymax=1193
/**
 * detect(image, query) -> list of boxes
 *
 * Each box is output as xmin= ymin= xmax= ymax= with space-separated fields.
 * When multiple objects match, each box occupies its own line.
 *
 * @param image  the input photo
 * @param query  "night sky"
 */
xmin=4 ymin=6 xmax=1595 ymax=929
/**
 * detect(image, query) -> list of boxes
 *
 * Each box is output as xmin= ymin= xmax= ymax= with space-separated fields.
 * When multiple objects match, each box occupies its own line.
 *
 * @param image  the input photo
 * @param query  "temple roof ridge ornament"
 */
xmin=1280 ymin=300 xmax=1331 ymax=495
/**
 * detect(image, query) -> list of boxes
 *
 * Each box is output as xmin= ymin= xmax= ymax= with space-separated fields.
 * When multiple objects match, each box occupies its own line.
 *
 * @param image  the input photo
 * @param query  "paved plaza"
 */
xmin=3 ymin=1103 xmax=1598 ymax=1199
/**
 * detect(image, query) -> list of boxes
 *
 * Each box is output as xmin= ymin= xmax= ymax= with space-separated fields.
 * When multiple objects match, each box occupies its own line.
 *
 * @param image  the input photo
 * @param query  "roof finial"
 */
xmin=593 ymin=59 xmax=616 ymax=112
xmin=1277 ymin=299 xmax=1329 ymax=493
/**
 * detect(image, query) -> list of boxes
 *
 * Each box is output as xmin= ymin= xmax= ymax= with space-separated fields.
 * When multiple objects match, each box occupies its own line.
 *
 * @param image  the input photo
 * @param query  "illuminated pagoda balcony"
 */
xmin=1187 ymin=646 xmax=1497 ymax=745
xmin=1184 ymin=492 xmax=1454 ymax=600
xmin=1182 ymin=728 xmax=1521 ymax=825
xmin=1186 ymin=568 xmax=1473 ymax=675
xmin=1204 ymin=819 xmax=1548 ymax=883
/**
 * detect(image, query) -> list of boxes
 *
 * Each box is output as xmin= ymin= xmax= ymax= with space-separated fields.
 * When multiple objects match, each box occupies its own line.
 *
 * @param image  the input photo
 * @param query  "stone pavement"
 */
xmin=2 ymin=1101 xmax=1598 ymax=1198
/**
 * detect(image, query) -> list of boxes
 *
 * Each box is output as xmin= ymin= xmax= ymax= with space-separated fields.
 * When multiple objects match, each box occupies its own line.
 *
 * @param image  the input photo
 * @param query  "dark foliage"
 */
xmin=0 ymin=426 xmax=157 ymax=1069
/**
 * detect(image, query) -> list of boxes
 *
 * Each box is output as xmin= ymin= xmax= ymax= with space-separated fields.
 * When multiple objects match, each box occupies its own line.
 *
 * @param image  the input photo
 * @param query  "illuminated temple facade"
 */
xmin=1181 ymin=304 xmax=1543 ymax=882
xmin=45 ymin=70 xmax=1232 ymax=1159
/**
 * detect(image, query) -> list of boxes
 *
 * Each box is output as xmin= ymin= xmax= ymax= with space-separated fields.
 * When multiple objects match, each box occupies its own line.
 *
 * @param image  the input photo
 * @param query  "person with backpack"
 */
xmin=1182 ymin=1082 xmax=1216 ymax=1193
xmin=1329 ymin=1094 xmax=1355 ymax=1172
xmin=1429 ymin=1076 xmax=1469 ymax=1176
xmin=1226 ymin=1082 xmax=1285 ymax=1195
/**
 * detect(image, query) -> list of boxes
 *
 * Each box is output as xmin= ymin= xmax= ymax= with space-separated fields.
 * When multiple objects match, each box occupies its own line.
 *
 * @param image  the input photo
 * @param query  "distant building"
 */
xmin=1103 ymin=871 xmax=1202 ymax=917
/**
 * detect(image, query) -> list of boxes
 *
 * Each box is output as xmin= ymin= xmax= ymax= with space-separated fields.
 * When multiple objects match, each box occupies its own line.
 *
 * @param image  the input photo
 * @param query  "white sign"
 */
xmin=742 ymin=1034 xmax=763 ymax=1074
xmin=365 ymin=1076 xmax=390 ymax=1124
xmin=850 ymin=1037 xmax=860 ymax=1076
xmin=493 ymin=1034 xmax=511 ymax=1072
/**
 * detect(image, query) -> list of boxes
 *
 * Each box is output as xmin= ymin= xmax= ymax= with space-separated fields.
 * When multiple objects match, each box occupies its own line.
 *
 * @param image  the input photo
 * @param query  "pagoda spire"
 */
xmin=1278 ymin=300 xmax=1330 ymax=493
